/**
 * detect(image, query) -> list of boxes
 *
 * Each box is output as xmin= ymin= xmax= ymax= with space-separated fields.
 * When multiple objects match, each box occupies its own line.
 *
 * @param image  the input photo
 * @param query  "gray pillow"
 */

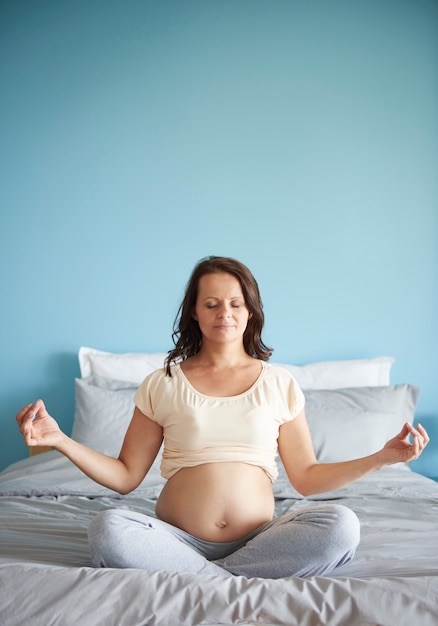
xmin=72 ymin=377 xmax=137 ymax=454
xmin=72 ymin=376 xmax=165 ymax=490
xmin=303 ymin=384 xmax=419 ymax=462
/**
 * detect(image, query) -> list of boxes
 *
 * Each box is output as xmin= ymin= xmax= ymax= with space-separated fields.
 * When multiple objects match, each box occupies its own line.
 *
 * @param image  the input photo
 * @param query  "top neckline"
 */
xmin=174 ymin=361 xmax=267 ymax=400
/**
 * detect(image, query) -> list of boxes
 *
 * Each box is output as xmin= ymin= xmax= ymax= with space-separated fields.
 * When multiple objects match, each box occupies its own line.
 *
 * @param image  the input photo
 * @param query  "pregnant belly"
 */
xmin=155 ymin=462 xmax=275 ymax=542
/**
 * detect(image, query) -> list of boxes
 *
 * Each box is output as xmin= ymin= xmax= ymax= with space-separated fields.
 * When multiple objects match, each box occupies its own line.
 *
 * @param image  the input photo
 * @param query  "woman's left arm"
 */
xmin=278 ymin=411 xmax=429 ymax=496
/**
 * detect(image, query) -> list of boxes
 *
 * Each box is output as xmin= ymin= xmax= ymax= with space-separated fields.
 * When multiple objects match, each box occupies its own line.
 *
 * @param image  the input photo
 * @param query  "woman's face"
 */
xmin=192 ymin=272 xmax=251 ymax=346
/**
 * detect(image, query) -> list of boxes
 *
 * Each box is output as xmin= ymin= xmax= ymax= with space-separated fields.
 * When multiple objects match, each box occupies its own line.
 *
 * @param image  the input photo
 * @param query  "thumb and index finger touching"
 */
xmin=16 ymin=399 xmax=49 ymax=430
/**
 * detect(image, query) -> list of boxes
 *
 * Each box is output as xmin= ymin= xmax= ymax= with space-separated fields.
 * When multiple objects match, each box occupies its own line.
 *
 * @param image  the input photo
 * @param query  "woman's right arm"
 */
xmin=16 ymin=399 xmax=163 ymax=494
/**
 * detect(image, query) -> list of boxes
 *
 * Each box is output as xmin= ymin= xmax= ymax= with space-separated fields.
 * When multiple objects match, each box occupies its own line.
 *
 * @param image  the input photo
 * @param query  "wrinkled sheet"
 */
xmin=1 ymin=453 xmax=438 ymax=625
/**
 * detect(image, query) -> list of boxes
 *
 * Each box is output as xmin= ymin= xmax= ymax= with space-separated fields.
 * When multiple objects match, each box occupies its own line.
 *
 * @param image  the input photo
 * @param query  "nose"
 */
xmin=217 ymin=304 xmax=232 ymax=318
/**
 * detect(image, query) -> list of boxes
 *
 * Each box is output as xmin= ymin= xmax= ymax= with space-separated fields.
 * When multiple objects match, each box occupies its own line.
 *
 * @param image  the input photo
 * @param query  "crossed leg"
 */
xmin=88 ymin=504 xmax=360 ymax=579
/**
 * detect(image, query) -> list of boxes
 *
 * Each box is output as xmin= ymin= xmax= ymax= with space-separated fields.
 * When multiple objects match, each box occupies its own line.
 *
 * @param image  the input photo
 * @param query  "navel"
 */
xmin=215 ymin=520 xmax=228 ymax=529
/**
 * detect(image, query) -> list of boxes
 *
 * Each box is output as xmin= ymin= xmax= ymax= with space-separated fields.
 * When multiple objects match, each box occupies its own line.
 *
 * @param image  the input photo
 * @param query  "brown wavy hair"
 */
xmin=165 ymin=256 xmax=273 ymax=375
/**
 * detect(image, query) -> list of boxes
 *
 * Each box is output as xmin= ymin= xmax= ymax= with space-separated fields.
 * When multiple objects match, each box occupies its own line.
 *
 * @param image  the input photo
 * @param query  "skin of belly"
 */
xmin=155 ymin=462 xmax=275 ymax=542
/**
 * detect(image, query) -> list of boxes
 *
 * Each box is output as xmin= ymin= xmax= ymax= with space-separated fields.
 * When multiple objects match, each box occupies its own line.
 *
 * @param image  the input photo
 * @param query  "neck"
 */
xmin=193 ymin=343 xmax=252 ymax=368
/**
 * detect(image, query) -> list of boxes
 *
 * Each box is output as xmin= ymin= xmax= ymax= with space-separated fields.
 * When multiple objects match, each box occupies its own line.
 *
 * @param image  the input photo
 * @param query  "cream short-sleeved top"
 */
xmin=134 ymin=361 xmax=305 ymax=482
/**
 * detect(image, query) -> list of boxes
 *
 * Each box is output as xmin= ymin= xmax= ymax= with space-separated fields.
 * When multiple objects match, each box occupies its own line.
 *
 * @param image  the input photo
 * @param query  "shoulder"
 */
xmin=262 ymin=363 xmax=305 ymax=417
xmin=134 ymin=365 xmax=180 ymax=418
xmin=138 ymin=364 xmax=180 ymax=389
xmin=263 ymin=362 xmax=300 ymax=385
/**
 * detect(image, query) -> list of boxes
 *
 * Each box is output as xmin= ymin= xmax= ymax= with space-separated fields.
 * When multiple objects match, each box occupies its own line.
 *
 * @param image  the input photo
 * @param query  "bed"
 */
xmin=1 ymin=348 xmax=437 ymax=626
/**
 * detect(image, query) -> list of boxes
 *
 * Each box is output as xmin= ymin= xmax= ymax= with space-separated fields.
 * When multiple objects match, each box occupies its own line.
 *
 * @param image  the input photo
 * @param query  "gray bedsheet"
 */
xmin=1 ymin=453 xmax=437 ymax=625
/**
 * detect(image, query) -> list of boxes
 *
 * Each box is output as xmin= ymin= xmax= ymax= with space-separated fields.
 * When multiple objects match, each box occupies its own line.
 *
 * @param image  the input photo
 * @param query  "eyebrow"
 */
xmin=201 ymin=295 xmax=244 ymax=301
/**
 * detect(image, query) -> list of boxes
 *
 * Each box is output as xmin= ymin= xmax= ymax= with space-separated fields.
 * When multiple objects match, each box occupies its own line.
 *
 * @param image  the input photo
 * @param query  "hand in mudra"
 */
xmin=382 ymin=422 xmax=429 ymax=464
xmin=16 ymin=399 xmax=64 ymax=449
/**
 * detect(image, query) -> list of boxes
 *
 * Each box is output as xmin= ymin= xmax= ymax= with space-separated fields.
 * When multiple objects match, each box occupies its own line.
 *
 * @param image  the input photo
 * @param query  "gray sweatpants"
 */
xmin=88 ymin=504 xmax=360 ymax=579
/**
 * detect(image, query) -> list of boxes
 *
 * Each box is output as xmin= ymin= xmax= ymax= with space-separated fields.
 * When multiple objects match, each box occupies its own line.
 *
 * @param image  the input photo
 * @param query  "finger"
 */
xmin=408 ymin=423 xmax=429 ymax=453
xmin=23 ymin=430 xmax=37 ymax=446
xmin=19 ymin=405 xmax=38 ymax=430
xmin=34 ymin=398 xmax=48 ymax=418
xmin=412 ymin=434 xmax=420 ymax=457
xmin=400 ymin=422 xmax=420 ymax=444
xmin=19 ymin=402 xmax=42 ymax=434
xmin=416 ymin=423 xmax=430 ymax=446
xmin=16 ymin=403 xmax=34 ymax=426
xmin=405 ymin=422 xmax=422 ymax=443
xmin=402 ymin=436 xmax=419 ymax=463
xmin=396 ymin=422 xmax=411 ymax=440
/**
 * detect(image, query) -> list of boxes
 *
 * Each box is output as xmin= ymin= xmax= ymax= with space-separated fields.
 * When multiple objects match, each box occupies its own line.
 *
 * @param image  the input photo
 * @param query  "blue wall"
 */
xmin=1 ymin=0 xmax=437 ymax=476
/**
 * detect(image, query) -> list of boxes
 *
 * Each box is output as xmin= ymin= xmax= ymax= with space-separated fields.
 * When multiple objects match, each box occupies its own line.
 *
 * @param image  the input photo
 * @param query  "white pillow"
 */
xmin=272 ymin=356 xmax=394 ymax=389
xmin=79 ymin=347 xmax=393 ymax=389
xmin=79 ymin=347 xmax=167 ymax=382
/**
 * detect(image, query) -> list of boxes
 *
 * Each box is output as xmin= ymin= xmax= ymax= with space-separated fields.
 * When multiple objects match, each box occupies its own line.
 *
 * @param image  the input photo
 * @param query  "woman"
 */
xmin=16 ymin=256 xmax=429 ymax=579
